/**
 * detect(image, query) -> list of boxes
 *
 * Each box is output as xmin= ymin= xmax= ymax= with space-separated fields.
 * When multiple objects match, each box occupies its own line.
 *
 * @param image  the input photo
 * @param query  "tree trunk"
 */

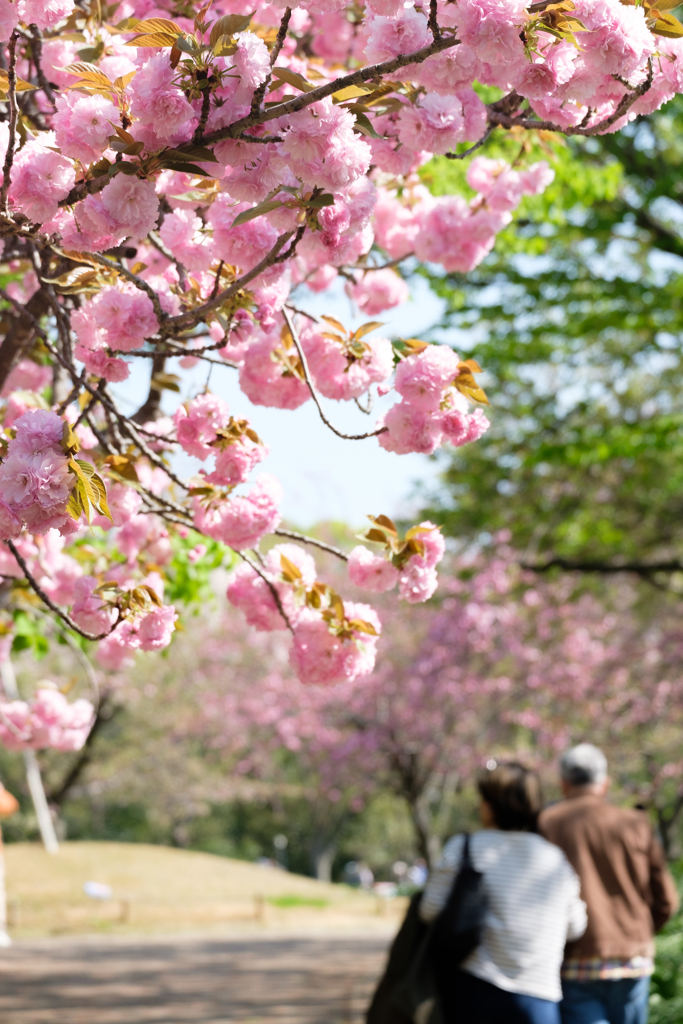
xmin=0 ymin=291 xmax=50 ymax=393
xmin=311 ymin=839 xmax=336 ymax=881
xmin=132 ymin=354 xmax=166 ymax=423
xmin=407 ymin=793 xmax=441 ymax=869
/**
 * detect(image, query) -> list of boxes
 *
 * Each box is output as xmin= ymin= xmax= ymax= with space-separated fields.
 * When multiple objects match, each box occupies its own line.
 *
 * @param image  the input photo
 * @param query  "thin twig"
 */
xmin=28 ymin=26 xmax=56 ymax=108
xmin=148 ymin=229 xmax=188 ymax=290
xmin=7 ymin=541 xmax=120 ymax=642
xmin=166 ymin=231 xmax=294 ymax=331
xmin=251 ymin=7 xmax=292 ymax=117
xmin=281 ymin=307 xmax=387 ymax=442
xmin=239 ymin=551 xmax=294 ymax=632
xmin=201 ymin=35 xmax=460 ymax=145
xmin=0 ymin=32 xmax=19 ymax=216
xmin=86 ymin=251 xmax=166 ymax=324
xmin=428 ymin=0 xmax=441 ymax=40
xmin=486 ymin=60 xmax=653 ymax=138
xmin=446 ymin=127 xmax=493 ymax=161
xmin=273 ymin=528 xmax=349 ymax=562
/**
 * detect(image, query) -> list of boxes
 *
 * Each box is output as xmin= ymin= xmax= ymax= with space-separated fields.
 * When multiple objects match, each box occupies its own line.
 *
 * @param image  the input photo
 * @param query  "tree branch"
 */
xmin=282 ymin=307 xmax=387 ymax=442
xmin=200 ymin=36 xmax=459 ymax=145
xmin=522 ymin=557 xmax=683 ymax=580
xmin=7 ymin=540 xmax=120 ymax=642
xmin=273 ymin=528 xmax=349 ymax=561
xmin=0 ymin=32 xmax=18 ymax=216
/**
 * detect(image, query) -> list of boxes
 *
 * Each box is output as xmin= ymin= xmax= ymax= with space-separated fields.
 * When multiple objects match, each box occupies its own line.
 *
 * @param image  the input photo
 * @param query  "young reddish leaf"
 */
xmin=320 ymin=314 xmax=347 ymax=335
xmin=352 ymin=321 xmax=385 ymax=341
xmin=370 ymin=513 xmax=398 ymax=534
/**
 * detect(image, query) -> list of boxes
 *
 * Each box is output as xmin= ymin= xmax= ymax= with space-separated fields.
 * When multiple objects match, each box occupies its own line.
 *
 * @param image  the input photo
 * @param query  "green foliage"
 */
xmin=650 ymin=861 xmax=683 ymax=1023
xmin=419 ymin=98 xmax=683 ymax=568
xmin=11 ymin=611 xmax=49 ymax=659
xmin=164 ymin=530 xmax=234 ymax=610
xmin=266 ymin=894 xmax=329 ymax=908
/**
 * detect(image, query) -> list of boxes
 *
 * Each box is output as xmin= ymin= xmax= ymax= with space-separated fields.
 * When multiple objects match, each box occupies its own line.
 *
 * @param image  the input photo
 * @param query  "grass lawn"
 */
xmin=2 ymin=842 xmax=403 ymax=939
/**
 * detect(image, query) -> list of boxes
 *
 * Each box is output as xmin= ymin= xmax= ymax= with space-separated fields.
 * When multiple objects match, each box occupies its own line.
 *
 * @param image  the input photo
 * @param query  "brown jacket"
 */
xmin=538 ymin=795 xmax=679 ymax=960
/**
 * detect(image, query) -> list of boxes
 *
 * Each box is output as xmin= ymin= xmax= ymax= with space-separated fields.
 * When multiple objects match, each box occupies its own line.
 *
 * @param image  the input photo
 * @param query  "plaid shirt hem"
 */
xmin=561 ymin=957 xmax=654 ymax=982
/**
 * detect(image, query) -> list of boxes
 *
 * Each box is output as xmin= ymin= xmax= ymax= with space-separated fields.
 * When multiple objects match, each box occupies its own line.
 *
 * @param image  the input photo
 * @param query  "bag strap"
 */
xmin=461 ymin=832 xmax=472 ymax=868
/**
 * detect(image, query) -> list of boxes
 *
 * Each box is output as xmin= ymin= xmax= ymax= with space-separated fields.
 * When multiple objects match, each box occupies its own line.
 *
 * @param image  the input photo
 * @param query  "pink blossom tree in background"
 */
xmin=122 ymin=546 xmax=683 ymax=867
xmin=0 ymin=0 xmax=682 ymax=751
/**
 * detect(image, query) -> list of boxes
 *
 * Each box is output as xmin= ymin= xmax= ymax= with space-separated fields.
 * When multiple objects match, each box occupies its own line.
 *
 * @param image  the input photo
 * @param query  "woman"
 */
xmin=421 ymin=762 xmax=586 ymax=1024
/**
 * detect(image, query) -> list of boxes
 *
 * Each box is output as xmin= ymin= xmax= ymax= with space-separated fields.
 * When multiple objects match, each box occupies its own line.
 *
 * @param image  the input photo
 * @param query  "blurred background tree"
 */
xmin=421 ymin=98 xmax=683 ymax=583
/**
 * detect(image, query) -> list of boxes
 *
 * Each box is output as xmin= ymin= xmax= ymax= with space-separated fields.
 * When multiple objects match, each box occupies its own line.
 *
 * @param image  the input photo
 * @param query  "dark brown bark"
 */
xmin=0 ymin=289 xmax=49 ymax=393
xmin=47 ymin=696 xmax=122 ymax=807
xmin=132 ymin=354 xmax=166 ymax=424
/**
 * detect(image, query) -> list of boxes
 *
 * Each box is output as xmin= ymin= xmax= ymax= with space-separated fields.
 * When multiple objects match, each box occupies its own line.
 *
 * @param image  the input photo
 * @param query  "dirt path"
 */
xmin=0 ymin=934 xmax=390 ymax=1024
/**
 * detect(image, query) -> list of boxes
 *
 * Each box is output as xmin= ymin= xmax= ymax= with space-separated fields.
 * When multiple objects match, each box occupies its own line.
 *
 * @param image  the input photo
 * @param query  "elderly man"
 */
xmin=538 ymin=744 xmax=679 ymax=1024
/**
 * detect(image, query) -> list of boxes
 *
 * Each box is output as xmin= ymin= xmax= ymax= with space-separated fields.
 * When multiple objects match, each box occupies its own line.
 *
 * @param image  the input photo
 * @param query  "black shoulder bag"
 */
xmin=427 ymin=833 xmax=487 ymax=989
xmin=366 ymin=835 xmax=487 ymax=1024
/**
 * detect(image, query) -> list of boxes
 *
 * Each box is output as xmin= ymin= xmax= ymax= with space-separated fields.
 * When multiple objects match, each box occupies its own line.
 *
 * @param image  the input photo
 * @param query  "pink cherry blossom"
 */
xmin=137 ymin=605 xmax=178 ymax=651
xmin=348 ymin=546 xmax=399 ymax=593
xmin=377 ymin=400 xmax=444 ymax=456
xmin=301 ymin=326 xmax=394 ymax=402
xmin=209 ymin=195 xmax=279 ymax=272
xmin=397 ymin=91 xmax=487 ymax=155
xmin=456 ymin=0 xmax=527 ymax=65
xmin=290 ymin=602 xmax=381 ymax=685
xmin=96 ymin=285 xmax=159 ymax=352
xmin=129 ymin=53 xmax=195 ymax=140
xmin=233 ymin=33 xmax=271 ymax=88
xmin=71 ymin=576 xmax=118 ymax=636
xmin=17 ymin=0 xmax=74 ymax=30
xmin=205 ymin=435 xmax=269 ymax=487
xmin=0 ymin=500 xmax=21 ymax=541
xmin=173 ymin=393 xmax=231 ymax=460
xmin=53 ymin=93 xmax=120 ymax=166
xmin=279 ymin=99 xmax=371 ymax=192
xmin=96 ymin=621 xmax=141 ymax=671
xmin=239 ymin=328 xmax=310 ymax=410
xmin=100 ymin=175 xmax=160 ymax=241
xmin=349 ymin=269 xmax=409 ymax=315
xmin=194 ymin=474 xmax=282 ymax=550
xmin=1 ymin=359 xmax=52 ymax=397
xmin=0 ymin=0 xmax=18 ymax=38
xmin=9 ymin=145 xmax=75 ymax=223
xmin=227 ymin=542 xmax=316 ymax=631
xmin=398 ymin=558 xmax=439 ymax=603
xmin=394 ymin=345 xmax=461 ymax=412
xmin=365 ymin=9 xmax=431 ymax=64
xmin=10 ymin=409 xmax=64 ymax=455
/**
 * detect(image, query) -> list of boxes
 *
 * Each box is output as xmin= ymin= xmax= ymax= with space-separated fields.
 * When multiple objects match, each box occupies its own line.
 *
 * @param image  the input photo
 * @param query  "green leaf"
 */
xmin=174 ymin=35 xmax=197 ymax=53
xmin=352 ymin=112 xmax=383 ymax=139
xmin=164 ymin=145 xmax=218 ymax=163
xmin=270 ymin=67 xmax=315 ymax=93
xmin=651 ymin=11 xmax=683 ymax=36
xmin=209 ymin=12 xmax=254 ymax=47
xmin=231 ymin=200 xmax=284 ymax=227
xmin=158 ymin=160 xmax=212 ymax=176
xmin=305 ymin=193 xmax=335 ymax=209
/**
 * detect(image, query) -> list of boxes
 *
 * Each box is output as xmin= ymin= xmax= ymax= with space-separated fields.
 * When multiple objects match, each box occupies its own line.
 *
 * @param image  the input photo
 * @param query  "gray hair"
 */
xmin=560 ymin=744 xmax=608 ymax=787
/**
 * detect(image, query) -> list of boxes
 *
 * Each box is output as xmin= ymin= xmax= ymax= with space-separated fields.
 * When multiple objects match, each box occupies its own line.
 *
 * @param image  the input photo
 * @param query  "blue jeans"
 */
xmin=560 ymin=977 xmax=650 ymax=1024
xmin=441 ymin=970 xmax=561 ymax=1024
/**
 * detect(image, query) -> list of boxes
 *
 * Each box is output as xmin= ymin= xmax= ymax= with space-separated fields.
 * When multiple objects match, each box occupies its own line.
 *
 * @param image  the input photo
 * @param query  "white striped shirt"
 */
xmin=420 ymin=830 xmax=587 ymax=1002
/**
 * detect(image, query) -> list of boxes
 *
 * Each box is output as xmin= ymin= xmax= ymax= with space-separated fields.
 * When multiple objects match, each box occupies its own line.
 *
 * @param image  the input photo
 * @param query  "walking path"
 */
xmin=0 ymin=934 xmax=390 ymax=1024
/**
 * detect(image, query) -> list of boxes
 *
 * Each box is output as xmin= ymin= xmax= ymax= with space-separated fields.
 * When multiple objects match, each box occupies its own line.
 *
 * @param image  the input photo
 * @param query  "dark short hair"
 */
xmin=477 ymin=762 xmax=543 ymax=832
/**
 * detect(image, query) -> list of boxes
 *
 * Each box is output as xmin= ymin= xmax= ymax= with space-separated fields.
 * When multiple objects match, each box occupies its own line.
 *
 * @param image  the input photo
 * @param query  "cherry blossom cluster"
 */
xmin=0 ymin=0 xmax=680 ymax=721
xmin=0 ymin=685 xmax=94 ymax=752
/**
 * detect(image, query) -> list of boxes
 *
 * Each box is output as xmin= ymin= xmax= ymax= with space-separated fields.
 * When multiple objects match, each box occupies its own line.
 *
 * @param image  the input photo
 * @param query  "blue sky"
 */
xmin=113 ymin=274 xmax=447 ymax=528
